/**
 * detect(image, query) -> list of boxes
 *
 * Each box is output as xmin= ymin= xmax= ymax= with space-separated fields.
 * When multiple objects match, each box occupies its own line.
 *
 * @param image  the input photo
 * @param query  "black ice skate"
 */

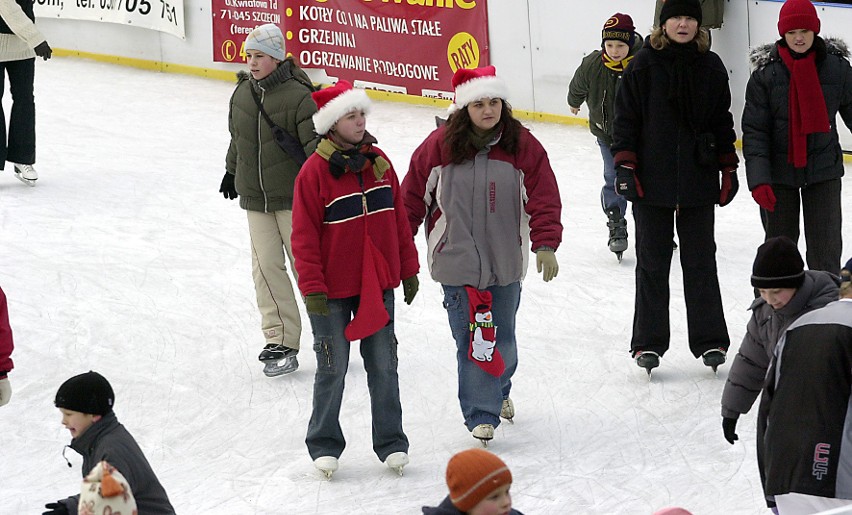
xmin=702 ymin=348 xmax=727 ymax=374
xmin=258 ymin=344 xmax=298 ymax=377
xmin=634 ymin=350 xmax=660 ymax=379
xmin=606 ymin=208 xmax=628 ymax=262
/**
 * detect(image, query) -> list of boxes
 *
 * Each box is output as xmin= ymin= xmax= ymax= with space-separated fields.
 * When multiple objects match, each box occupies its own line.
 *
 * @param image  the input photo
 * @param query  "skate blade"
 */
xmin=14 ymin=174 xmax=36 ymax=187
xmin=262 ymin=357 xmax=298 ymax=377
xmin=616 ymin=251 xmax=623 ymax=263
xmin=390 ymin=466 xmax=404 ymax=476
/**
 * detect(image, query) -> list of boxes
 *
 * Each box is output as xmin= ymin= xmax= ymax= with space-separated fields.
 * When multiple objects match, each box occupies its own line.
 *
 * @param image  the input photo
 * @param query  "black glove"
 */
xmin=43 ymin=502 xmax=69 ymax=515
xmin=615 ymin=165 xmax=643 ymax=201
xmin=219 ymin=172 xmax=237 ymax=200
xmin=722 ymin=416 xmax=738 ymax=445
xmin=34 ymin=41 xmax=52 ymax=60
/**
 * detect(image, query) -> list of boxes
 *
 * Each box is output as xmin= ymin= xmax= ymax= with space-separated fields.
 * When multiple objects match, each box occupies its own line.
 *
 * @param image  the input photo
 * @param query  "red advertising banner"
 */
xmin=212 ymin=0 xmax=490 ymax=100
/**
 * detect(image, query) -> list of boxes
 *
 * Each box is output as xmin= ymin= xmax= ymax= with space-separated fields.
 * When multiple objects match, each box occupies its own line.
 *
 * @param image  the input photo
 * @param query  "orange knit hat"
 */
xmin=446 ymin=449 xmax=513 ymax=511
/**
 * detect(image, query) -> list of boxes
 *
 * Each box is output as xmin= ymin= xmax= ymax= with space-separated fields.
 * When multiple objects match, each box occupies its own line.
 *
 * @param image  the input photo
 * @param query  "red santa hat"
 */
xmin=311 ymin=80 xmax=372 ymax=136
xmin=448 ymin=65 xmax=510 ymax=114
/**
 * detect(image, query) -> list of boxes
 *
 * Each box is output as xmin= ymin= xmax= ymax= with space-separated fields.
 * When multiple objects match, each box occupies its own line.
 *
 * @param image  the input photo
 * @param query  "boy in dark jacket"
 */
xmin=422 ymin=448 xmax=523 ymax=515
xmin=567 ymin=13 xmax=641 ymax=261
xmin=43 ymin=371 xmax=175 ymax=515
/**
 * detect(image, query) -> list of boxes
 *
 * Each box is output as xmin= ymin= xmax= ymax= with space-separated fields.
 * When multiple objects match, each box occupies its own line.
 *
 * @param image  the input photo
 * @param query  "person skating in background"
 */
xmin=0 ymin=285 xmax=13 ymax=407
xmin=403 ymin=66 xmax=562 ymax=444
xmin=757 ymin=258 xmax=852 ymax=514
xmin=567 ymin=12 xmax=642 ymax=262
xmin=422 ymin=448 xmax=524 ymax=515
xmin=0 ymin=0 xmax=52 ymax=186
xmin=742 ymin=0 xmax=852 ymax=276
xmin=220 ymin=23 xmax=320 ymax=377
xmin=611 ymin=0 xmax=739 ymax=376
xmin=720 ymin=236 xmax=839 ymax=445
xmin=291 ymin=80 xmax=419 ymax=480
xmin=43 ymin=371 xmax=174 ymax=515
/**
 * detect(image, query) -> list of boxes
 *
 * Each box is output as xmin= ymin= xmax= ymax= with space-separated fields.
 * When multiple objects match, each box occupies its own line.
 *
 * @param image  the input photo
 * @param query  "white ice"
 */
xmin=1 ymin=57 xmax=850 ymax=514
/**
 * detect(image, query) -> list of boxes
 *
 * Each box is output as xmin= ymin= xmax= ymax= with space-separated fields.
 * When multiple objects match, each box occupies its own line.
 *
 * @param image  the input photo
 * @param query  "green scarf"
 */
xmin=315 ymin=132 xmax=390 ymax=180
xmin=470 ymin=125 xmax=501 ymax=151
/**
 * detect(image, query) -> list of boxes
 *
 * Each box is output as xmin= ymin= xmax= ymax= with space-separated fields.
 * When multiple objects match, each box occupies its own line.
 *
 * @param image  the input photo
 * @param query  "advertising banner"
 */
xmin=212 ymin=0 xmax=490 ymax=99
xmin=34 ymin=0 xmax=185 ymax=39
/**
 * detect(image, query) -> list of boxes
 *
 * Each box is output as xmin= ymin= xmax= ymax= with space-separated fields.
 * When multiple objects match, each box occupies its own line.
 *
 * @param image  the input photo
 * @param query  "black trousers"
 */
xmin=0 ymin=58 xmax=36 ymax=169
xmin=760 ymin=179 xmax=842 ymax=276
xmin=631 ymin=203 xmax=729 ymax=358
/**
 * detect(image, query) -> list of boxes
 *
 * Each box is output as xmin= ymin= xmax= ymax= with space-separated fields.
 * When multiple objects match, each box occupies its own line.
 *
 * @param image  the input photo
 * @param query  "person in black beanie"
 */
xmin=44 ymin=371 xmax=175 ymax=515
xmin=720 ymin=236 xmax=839 ymax=446
xmin=611 ymin=0 xmax=739 ymax=375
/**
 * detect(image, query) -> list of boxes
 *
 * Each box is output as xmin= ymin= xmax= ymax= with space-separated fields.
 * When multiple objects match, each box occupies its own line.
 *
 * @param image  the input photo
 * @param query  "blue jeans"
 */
xmin=597 ymin=138 xmax=626 ymax=216
xmin=305 ymin=290 xmax=408 ymax=461
xmin=442 ymin=283 xmax=520 ymax=430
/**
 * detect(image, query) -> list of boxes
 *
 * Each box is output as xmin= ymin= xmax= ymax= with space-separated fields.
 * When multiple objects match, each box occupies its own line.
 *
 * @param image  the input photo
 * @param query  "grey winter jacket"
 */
xmin=742 ymin=38 xmax=852 ymax=191
xmin=226 ymin=60 xmax=320 ymax=212
xmin=721 ymin=270 xmax=840 ymax=419
xmin=567 ymin=37 xmax=643 ymax=146
xmin=421 ymin=495 xmax=525 ymax=514
xmin=58 ymin=411 xmax=175 ymax=514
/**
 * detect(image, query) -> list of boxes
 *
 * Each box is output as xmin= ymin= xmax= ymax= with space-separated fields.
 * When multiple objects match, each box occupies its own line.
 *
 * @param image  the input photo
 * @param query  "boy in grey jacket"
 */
xmin=43 ymin=371 xmax=175 ymax=515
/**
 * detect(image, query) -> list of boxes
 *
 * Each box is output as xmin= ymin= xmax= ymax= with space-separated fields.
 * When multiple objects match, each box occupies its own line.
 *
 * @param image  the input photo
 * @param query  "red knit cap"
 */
xmin=778 ymin=0 xmax=820 ymax=36
xmin=446 ymin=449 xmax=513 ymax=512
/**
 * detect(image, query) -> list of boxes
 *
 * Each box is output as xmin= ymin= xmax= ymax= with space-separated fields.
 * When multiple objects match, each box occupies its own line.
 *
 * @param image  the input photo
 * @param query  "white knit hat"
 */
xmin=448 ymin=65 xmax=510 ymax=114
xmin=79 ymin=461 xmax=137 ymax=515
xmin=245 ymin=23 xmax=285 ymax=61
xmin=311 ymin=80 xmax=372 ymax=135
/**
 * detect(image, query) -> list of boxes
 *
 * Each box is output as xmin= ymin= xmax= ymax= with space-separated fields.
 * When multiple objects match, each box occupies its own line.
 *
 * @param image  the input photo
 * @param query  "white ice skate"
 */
xmin=13 ymin=164 xmax=37 ymax=187
xmin=472 ymin=424 xmax=494 ymax=447
xmin=500 ymin=398 xmax=514 ymax=424
xmin=314 ymin=456 xmax=338 ymax=480
xmin=385 ymin=451 xmax=409 ymax=476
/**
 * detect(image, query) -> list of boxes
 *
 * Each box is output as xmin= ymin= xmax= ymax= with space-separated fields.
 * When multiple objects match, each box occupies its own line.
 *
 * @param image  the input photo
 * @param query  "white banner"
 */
xmin=34 ymin=0 xmax=186 ymax=40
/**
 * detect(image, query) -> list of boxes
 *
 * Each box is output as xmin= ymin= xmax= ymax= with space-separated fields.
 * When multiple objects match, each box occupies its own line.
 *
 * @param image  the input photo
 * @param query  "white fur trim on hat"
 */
xmin=312 ymin=88 xmax=372 ymax=136
xmin=448 ymin=75 xmax=510 ymax=114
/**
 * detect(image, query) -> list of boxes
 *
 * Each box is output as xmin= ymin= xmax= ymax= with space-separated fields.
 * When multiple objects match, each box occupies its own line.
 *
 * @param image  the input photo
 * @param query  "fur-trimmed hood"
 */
xmin=749 ymin=36 xmax=849 ymax=69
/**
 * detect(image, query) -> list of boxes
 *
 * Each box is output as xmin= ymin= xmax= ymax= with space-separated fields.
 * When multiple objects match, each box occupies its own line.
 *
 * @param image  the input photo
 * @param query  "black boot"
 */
xmin=606 ymin=208 xmax=628 ymax=260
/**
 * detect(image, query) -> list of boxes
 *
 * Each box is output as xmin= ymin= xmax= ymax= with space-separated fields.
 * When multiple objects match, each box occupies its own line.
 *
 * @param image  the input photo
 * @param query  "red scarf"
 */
xmin=777 ymin=45 xmax=830 ymax=168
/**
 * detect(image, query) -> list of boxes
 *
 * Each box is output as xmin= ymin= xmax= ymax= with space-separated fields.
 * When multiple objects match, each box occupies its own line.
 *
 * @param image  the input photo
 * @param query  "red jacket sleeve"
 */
xmin=377 ymin=149 xmax=420 ymax=281
xmin=291 ymin=156 xmax=329 ymax=297
xmin=0 ymin=286 xmax=14 ymax=377
xmin=402 ymin=127 xmax=444 ymax=238
xmin=517 ymin=130 xmax=563 ymax=251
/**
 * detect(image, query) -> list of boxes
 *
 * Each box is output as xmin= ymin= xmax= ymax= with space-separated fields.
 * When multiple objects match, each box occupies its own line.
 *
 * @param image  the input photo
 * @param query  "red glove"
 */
xmin=719 ymin=170 xmax=738 ymax=207
xmin=751 ymin=184 xmax=776 ymax=212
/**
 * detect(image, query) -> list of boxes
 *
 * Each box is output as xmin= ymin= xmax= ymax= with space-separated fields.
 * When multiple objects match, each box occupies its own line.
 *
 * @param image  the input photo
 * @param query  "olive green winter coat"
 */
xmin=226 ymin=59 xmax=320 ymax=212
xmin=567 ymin=37 xmax=643 ymax=146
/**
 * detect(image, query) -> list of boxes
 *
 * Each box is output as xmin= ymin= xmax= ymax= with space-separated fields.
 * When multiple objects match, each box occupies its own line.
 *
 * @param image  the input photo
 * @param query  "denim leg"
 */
xmin=598 ymin=139 xmax=626 ymax=216
xmin=305 ymin=297 xmax=354 ymax=460
xmin=360 ymin=290 xmax=408 ymax=461
xmin=443 ymin=283 xmax=521 ymax=430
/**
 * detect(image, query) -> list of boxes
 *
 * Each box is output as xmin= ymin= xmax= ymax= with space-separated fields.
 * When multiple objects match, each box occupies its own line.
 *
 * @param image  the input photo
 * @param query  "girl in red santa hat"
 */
xmin=291 ymin=79 xmax=419 ymax=479
xmin=742 ymin=0 xmax=852 ymax=277
xmin=402 ymin=65 xmax=562 ymax=445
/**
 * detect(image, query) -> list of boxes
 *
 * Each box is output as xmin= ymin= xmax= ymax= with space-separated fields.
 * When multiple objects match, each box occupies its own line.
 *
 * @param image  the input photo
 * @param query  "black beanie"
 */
xmin=751 ymin=236 xmax=805 ymax=289
xmin=659 ymin=0 xmax=703 ymax=27
xmin=55 ymin=371 xmax=114 ymax=415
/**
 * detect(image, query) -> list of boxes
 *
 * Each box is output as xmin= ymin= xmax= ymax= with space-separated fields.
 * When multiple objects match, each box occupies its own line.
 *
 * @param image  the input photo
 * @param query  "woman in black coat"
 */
xmin=611 ymin=0 xmax=738 ymax=375
xmin=742 ymin=0 xmax=852 ymax=276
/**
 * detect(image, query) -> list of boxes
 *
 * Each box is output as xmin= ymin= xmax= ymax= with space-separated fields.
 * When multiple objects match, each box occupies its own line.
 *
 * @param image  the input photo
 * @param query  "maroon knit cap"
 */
xmin=778 ymin=0 xmax=820 ymax=36
xmin=602 ymin=13 xmax=635 ymax=46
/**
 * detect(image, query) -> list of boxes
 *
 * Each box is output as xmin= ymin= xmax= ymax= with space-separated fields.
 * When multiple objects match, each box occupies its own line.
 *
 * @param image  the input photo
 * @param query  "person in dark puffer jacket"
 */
xmin=221 ymin=23 xmax=320 ymax=377
xmin=742 ymin=0 xmax=852 ymax=277
xmin=611 ymin=0 xmax=739 ymax=374
xmin=44 ymin=371 xmax=175 ymax=515
xmin=720 ymin=236 xmax=839 ymax=446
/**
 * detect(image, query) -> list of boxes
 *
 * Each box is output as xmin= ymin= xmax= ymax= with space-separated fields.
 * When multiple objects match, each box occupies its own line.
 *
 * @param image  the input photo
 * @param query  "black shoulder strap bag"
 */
xmin=249 ymin=86 xmax=308 ymax=167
